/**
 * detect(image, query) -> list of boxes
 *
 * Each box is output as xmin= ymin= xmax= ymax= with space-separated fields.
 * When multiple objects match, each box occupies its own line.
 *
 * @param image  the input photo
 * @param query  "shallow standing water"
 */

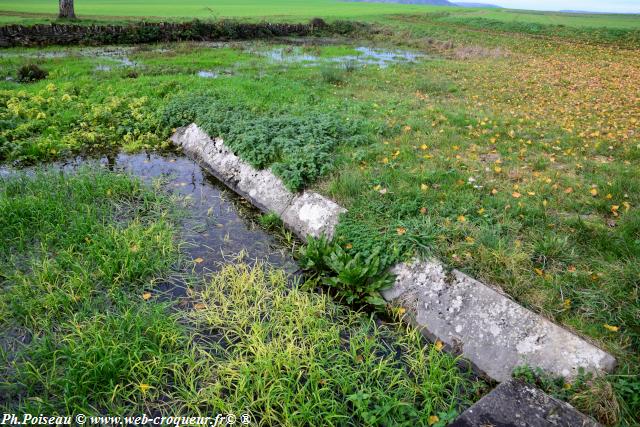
xmin=1 ymin=152 xmax=299 ymax=278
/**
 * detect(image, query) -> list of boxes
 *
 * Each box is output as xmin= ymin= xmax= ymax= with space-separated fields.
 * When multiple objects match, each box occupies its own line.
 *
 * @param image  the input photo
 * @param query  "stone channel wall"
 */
xmin=0 ymin=20 xmax=315 ymax=47
xmin=172 ymin=122 xmax=613 ymax=424
xmin=171 ymin=123 xmax=616 ymax=387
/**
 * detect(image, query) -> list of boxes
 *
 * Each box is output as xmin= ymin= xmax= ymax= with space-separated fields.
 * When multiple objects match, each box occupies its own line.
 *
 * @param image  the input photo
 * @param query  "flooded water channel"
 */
xmin=1 ymin=152 xmax=300 ymax=281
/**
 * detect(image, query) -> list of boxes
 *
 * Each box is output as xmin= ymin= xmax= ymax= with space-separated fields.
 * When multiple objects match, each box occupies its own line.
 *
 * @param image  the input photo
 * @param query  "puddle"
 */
xmin=253 ymin=46 xmax=425 ymax=68
xmin=1 ymin=152 xmax=299 ymax=283
xmin=0 ymin=46 xmax=138 ymax=69
xmin=197 ymin=70 xmax=219 ymax=78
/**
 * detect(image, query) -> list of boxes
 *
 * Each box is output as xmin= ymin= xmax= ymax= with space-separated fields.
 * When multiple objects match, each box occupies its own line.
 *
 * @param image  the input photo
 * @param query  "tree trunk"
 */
xmin=59 ymin=0 xmax=76 ymax=19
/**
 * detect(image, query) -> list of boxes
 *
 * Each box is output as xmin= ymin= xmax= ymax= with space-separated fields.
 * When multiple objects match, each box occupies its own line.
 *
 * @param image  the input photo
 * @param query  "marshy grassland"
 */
xmin=1 ymin=3 xmax=639 ymax=425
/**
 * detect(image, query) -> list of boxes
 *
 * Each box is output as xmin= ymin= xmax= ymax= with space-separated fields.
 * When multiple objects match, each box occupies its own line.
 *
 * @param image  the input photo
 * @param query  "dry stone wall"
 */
xmin=0 ymin=20 xmax=313 ymax=47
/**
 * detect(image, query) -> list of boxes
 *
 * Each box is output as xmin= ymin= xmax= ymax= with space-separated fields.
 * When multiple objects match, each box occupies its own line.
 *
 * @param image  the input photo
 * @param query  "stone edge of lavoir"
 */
xmin=172 ymin=123 xmax=612 ymax=426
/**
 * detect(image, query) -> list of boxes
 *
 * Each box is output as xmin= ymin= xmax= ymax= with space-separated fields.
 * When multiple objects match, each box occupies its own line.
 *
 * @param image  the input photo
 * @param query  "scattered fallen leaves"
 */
xmin=142 ymin=292 xmax=152 ymax=301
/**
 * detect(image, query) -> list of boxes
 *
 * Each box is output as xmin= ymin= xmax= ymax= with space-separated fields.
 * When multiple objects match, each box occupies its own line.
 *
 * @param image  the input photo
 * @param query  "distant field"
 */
xmin=0 ymin=0 xmax=638 ymax=29
xmin=443 ymin=8 xmax=640 ymax=29
xmin=0 ymin=0 xmax=449 ymax=20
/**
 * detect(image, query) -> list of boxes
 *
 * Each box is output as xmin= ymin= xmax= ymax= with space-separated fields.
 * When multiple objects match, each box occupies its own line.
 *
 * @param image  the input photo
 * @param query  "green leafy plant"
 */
xmin=299 ymin=237 xmax=394 ymax=307
xmin=161 ymin=94 xmax=372 ymax=191
xmin=16 ymin=64 xmax=48 ymax=83
xmin=258 ymin=212 xmax=283 ymax=230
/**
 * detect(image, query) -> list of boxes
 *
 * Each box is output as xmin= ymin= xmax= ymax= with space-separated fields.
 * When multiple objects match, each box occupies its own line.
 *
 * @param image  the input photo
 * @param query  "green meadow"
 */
xmin=1 ymin=1 xmax=639 ymax=425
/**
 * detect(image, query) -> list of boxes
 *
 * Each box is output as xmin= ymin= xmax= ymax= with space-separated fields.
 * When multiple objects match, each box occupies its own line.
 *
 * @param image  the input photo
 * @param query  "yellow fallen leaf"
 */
xmin=604 ymin=324 xmax=619 ymax=332
xmin=434 ymin=340 xmax=444 ymax=351
xmin=494 ymin=166 xmax=502 ymax=173
xmin=564 ymin=187 xmax=573 ymax=194
xmin=138 ymin=383 xmax=151 ymax=394
xmin=398 ymin=307 xmax=406 ymax=315
xmin=512 ymin=192 xmax=522 ymax=199
xmin=345 ymin=243 xmax=353 ymax=249
xmin=457 ymin=215 xmax=466 ymax=223
xmin=194 ymin=303 xmax=207 ymax=310
xmin=534 ymin=268 xmax=544 ymax=276
xmin=477 ymin=208 xmax=485 ymax=214
xmin=421 ymin=183 xmax=429 ymax=191
xmin=194 ymin=257 xmax=204 ymax=264
xmin=491 ymin=188 xmax=498 ymax=195
xmin=590 ymin=188 xmax=598 ymax=196
xmin=420 ymin=144 xmax=428 ymax=150
xmin=420 ymin=207 xmax=428 ymax=215
xmin=563 ymin=299 xmax=571 ymax=309
xmin=606 ymin=193 xmax=613 ymax=200
xmin=428 ymin=415 xmax=439 ymax=426
xmin=396 ymin=227 xmax=407 ymax=236
xmin=130 ymin=244 xmax=139 ymax=253
xmin=142 ymin=292 xmax=152 ymax=301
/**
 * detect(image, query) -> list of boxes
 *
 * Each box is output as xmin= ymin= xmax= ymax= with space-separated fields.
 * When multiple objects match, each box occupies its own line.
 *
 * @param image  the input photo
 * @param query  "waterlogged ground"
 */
xmin=0 ymin=156 xmax=482 ymax=421
xmin=0 ymin=26 xmax=638 ymax=423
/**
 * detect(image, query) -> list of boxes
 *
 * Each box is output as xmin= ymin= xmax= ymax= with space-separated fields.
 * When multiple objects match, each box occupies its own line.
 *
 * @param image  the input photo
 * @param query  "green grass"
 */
xmin=0 ymin=0 xmax=638 ymax=32
xmin=446 ymin=8 xmax=640 ymax=30
xmin=1 ymin=10 xmax=639 ymax=424
xmin=0 ymin=168 xmax=480 ymax=420
xmin=180 ymin=263 xmax=480 ymax=425
xmin=0 ymin=0 xmax=452 ymax=21
xmin=0 ymin=167 xmax=184 ymax=412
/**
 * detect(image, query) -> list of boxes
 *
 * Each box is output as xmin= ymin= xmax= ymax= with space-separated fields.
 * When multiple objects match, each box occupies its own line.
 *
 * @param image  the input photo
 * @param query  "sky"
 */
xmin=487 ymin=0 xmax=640 ymax=13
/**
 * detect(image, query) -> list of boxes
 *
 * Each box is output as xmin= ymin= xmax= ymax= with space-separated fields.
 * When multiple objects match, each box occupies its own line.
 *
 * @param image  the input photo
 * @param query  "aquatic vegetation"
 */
xmin=0 ymin=85 xmax=166 ymax=163
xmin=162 ymin=94 xmax=373 ymax=190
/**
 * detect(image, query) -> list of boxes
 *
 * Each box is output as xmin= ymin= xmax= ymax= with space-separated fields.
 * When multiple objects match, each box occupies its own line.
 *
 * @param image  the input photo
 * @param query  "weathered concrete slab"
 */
xmin=281 ymin=192 xmax=347 ymax=240
xmin=382 ymin=260 xmax=616 ymax=382
xmin=170 ymin=124 xmax=345 ymax=239
xmin=171 ymin=124 xmax=293 ymax=215
xmin=451 ymin=379 xmax=600 ymax=427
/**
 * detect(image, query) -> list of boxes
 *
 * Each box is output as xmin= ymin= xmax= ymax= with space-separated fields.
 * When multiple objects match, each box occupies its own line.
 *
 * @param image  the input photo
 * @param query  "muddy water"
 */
xmin=255 ymin=46 xmax=425 ymax=68
xmin=1 ymin=152 xmax=299 ymax=280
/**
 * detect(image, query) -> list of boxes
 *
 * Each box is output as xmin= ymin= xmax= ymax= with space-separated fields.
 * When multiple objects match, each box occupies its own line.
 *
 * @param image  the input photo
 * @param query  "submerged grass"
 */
xmin=0 ymin=168 xmax=481 ymax=421
xmin=176 ymin=263 xmax=479 ymax=425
